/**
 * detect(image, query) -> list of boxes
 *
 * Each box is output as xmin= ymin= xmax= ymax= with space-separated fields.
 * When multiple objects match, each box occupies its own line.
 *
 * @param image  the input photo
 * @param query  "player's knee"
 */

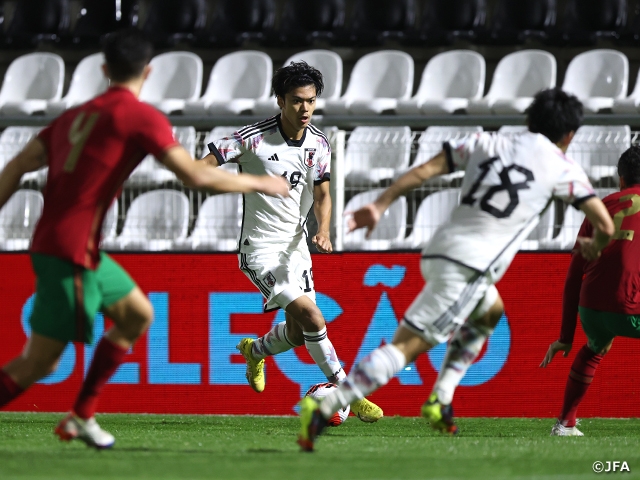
xmin=134 ymin=298 xmax=154 ymax=334
xmin=297 ymin=306 xmax=325 ymax=332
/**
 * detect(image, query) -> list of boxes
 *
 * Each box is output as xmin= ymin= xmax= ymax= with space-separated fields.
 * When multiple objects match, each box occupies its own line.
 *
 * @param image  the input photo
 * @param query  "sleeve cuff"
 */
xmin=442 ymin=142 xmax=455 ymax=174
xmin=208 ymin=142 xmax=226 ymax=165
xmin=314 ymin=172 xmax=331 ymax=185
xmin=572 ymin=193 xmax=596 ymax=209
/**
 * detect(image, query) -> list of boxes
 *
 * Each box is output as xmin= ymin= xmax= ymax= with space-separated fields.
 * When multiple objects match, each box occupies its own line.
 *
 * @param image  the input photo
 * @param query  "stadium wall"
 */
xmin=0 ymin=252 xmax=636 ymax=418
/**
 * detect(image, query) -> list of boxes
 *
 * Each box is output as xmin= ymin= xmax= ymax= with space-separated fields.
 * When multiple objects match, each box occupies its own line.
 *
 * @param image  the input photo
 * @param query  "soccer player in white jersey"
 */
xmin=297 ymin=88 xmax=615 ymax=451
xmin=203 ymin=61 xmax=383 ymax=422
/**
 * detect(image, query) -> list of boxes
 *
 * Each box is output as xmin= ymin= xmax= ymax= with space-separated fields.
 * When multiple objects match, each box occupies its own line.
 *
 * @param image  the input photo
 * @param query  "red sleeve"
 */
xmin=559 ymin=251 xmax=587 ymax=344
xmin=134 ymin=106 xmax=179 ymax=160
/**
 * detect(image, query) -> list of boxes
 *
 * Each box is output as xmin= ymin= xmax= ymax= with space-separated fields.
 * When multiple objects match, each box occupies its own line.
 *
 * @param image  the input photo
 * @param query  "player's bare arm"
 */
xmin=161 ymin=145 xmax=289 ymax=197
xmin=201 ymin=152 xmax=220 ymax=168
xmin=347 ymin=151 xmax=449 ymax=237
xmin=0 ymin=138 xmax=47 ymax=210
xmin=312 ymin=181 xmax=332 ymax=253
xmin=577 ymin=196 xmax=615 ymax=260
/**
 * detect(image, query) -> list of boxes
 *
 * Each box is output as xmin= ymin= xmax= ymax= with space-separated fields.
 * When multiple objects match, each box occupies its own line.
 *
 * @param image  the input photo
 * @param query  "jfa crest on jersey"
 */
xmin=208 ymin=115 xmax=331 ymax=254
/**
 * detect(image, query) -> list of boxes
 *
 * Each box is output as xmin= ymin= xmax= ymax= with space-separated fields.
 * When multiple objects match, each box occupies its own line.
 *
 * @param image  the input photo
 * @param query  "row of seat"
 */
xmin=0 ymin=185 xmax=614 ymax=252
xmin=8 ymin=0 xmax=640 ymax=48
xmin=5 ymin=48 xmax=640 ymax=118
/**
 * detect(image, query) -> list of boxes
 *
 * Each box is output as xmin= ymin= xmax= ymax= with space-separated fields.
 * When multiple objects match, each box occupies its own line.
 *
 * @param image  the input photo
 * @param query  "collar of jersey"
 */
xmin=276 ymin=114 xmax=307 ymax=147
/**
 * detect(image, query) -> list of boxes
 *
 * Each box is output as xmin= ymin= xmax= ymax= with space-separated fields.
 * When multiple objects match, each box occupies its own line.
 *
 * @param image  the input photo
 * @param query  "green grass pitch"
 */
xmin=1 ymin=413 xmax=639 ymax=480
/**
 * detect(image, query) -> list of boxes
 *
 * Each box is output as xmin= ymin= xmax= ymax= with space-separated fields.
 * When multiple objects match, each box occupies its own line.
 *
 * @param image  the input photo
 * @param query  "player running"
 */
xmin=203 ymin=61 xmax=383 ymax=423
xmin=0 ymin=28 xmax=289 ymax=449
xmin=297 ymin=87 xmax=615 ymax=451
xmin=541 ymin=145 xmax=640 ymax=436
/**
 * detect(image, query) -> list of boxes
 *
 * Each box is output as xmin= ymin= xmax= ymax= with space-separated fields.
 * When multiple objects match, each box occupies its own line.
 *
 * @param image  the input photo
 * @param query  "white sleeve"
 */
xmin=444 ymin=132 xmax=488 ymax=172
xmin=553 ymin=161 xmax=596 ymax=206
xmin=207 ymin=131 xmax=246 ymax=165
xmin=313 ymin=136 xmax=331 ymax=184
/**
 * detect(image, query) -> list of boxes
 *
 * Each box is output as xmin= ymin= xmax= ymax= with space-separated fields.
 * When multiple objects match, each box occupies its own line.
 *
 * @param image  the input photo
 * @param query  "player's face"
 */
xmin=278 ymin=85 xmax=317 ymax=136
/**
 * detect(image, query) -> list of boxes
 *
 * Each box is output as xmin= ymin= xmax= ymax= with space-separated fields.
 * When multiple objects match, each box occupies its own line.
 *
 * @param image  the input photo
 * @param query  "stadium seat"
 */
xmin=46 ymin=53 xmax=108 ymax=116
xmin=562 ymin=50 xmax=628 ymax=113
xmin=323 ymin=51 xmax=414 ymax=115
xmin=467 ymin=50 xmax=556 ymax=114
xmin=566 ymin=126 xmax=631 ymax=182
xmin=254 ymin=50 xmax=343 ymax=115
xmin=71 ymin=0 xmax=139 ymax=46
xmin=198 ymin=0 xmax=276 ymax=47
xmin=101 ymin=199 xmax=119 ymax=244
xmin=106 ymin=190 xmax=190 ymax=251
xmin=0 ymin=190 xmax=44 ymax=251
xmin=345 ymin=126 xmax=412 ymax=186
xmin=497 ymin=125 xmax=529 ymax=134
xmin=519 ymin=202 xmax=556 ymax=251
xmin=542 ymin=205 xmax=586 ymax=250
xmin=139 ymin=52 xmax=203 ymax=114
xmin=345 ymin=0 xmax=416 ymax=46
xmin=0 ymin=53 xmax=65 ymax=116
xmin=0 ymin=127 xmax=46 ymax=184
xmin=275 ymin=0 xmax=345 ymax=47
xmin=142 ymin=0 xmax=207 ymax=47
xmin=343 ymin=189 xmax=407 ymax=251
xmin=173 ymin=193 xmax=241 ymax=251
xmin=396 ymin=50 xmax=485 ymax=114
xmin=404 ymin=0 xmax=487 ymax=46
xmin=412 ymin=126 xmax=483 ymax=183
xmin=613 ymin=68 xmax=640 ymax=113
xmin=183 ymin=51 xmax=272 ymax=116
xmin=127 ymin=127 xmax=196 ymax=186
xmin=395 ymin=189 xmax=461 ymax=249
xmin=550 ymin=0 xmax=627 ymax=46
xmin=4 ymin=0 xmax=70 ymax=47
xmin=484 ymin=0 xmax=556 ymax=44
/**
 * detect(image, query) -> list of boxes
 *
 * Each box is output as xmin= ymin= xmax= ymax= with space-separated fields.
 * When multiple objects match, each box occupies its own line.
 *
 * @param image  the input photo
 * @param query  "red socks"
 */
xmin=558 ymin=345 xmax=603 ymax=427
xmin=73 ymin=337 xmax=128 ymax=420
xmin=0 ymin=370 xmax=23 ymax=408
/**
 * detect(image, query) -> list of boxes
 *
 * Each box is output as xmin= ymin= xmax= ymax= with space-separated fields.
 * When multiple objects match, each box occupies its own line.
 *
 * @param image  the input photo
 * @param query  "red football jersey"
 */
xmin=31 ymin=87 xmax=178 ymax=269
xmin=577 ymin=185 xmax=640 ymax=314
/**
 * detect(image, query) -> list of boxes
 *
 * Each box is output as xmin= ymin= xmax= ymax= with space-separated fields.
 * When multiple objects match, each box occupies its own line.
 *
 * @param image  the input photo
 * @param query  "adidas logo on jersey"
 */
xmin=267 ymin=154 xmax=279 ymax=162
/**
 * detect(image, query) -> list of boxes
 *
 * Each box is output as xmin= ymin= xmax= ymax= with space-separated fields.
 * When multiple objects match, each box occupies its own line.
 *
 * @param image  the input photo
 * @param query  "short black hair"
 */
xmin=618 ymin=145 xmax=640 ymax=186
xmin=272 ymin=61 xmax=324 ymax=99
xmin=102 ymin=28 xmax=153 ymax=83
xmin=526 ymin=88 xmax=584 ymax=143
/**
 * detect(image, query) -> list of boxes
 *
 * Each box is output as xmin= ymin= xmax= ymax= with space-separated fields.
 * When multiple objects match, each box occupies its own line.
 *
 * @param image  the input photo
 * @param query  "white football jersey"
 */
xmin=424 ymin=131 xmax=595 ymax=281
xmin=208 ymin=115 xmax=331 ymax=253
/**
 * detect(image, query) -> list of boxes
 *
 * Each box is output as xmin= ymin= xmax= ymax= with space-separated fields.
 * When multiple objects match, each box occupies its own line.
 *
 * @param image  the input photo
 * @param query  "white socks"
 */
xmin=251 ymin=321 xmax=297 ymax=360
xmin=319 ymin=344 xmax=406 ymax=419
xmin=433 ymin=322 xmax=493 ymax=405
xmin=303 ymin=327 xmax=347 ymax=383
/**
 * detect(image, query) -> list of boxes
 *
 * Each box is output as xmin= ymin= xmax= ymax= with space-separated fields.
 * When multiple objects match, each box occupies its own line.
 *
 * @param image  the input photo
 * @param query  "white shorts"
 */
xmin=238 ymin=246 xmax=315 ymax=312
xmin=401 ymin=258 xmax=499 ymax=345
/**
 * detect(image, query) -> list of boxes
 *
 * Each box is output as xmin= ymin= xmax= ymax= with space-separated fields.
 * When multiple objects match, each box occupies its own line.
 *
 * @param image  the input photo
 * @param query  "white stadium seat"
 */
xmin=174 ymin=193 xmax=242 ymax=251
xmin=344 ymin=126 xmax=412 ymax=186
xmin=613 ymin=68 xmax=640 ymax=113
xmin=396 ymin=50 xmax=485 ymax=115
xmin=0 ymin=53 xmax=65 ymax=116
xmin=0 ymin=190 xmax=43 ymax=251
xmin=127 ymin=126 xmax=196 ymax=186
xmin=467 ymin=50 xmax=556 ymax=115
xmin=324 ymin=50 xmax=414 ymax=115
xmin=519 ymin=202 xmax=556 ymax=251
xmin=343 ymin=188 xmax=407 ymax=251
xmin=542 ymin=205 xmax=586 ymax=250
xmin=104 ymin=190 xmax=190 ymax=251
xmin=497 ymin=125 xmax=529 ymax=134
xmin=184 ymin=51 xmax=272 ymax=116
xmin=101 ymin=199 xmax=119 ymax=244
xmin=562 ymin=49 xmax=628 ymax=113
xmin=566 ymin=125 xmax=630 ymax=182
xmin=254 ymin=49 xmax=343 ymax=116
xmin=140 ymin=52 xmax=203 ymax=114
xmin=0 ymin=127 xmax=46 ymax=184
xmin=46 ymin=53 xmax=108 ymax=116
xmin=395 ymin=189 xmax=461 ymax=249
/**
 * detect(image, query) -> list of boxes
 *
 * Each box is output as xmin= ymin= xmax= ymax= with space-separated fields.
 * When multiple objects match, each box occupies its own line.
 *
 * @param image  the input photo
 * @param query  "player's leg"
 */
xmin=59 ymin=253 xmax=151 ymax=449
xmin=430 ymin=286 xmax=504 ymax=409
xmin=0 ymin=333 xmax=67 ymax=407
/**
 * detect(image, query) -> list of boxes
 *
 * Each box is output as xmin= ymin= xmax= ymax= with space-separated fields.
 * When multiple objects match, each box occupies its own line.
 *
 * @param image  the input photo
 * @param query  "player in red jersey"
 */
xmin=541 ymin=145 xmax=640 ymax=436
xmin=0 ymin=28 xmax=289 ymax=449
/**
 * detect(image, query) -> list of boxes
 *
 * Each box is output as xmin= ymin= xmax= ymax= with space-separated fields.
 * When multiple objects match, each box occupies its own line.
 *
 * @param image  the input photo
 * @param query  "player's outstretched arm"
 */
xmin=161 ymin=146 xmax=289 ymax=197
xmin=0 ymin=138 xmax=47 ymax=211
xmin=577 ymin=196 xmax=615 ymax=260
xmin=312 ymin=181 xmax=332 ymax=253
xmin=347 ymin=151 xmax=449 ymax=236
